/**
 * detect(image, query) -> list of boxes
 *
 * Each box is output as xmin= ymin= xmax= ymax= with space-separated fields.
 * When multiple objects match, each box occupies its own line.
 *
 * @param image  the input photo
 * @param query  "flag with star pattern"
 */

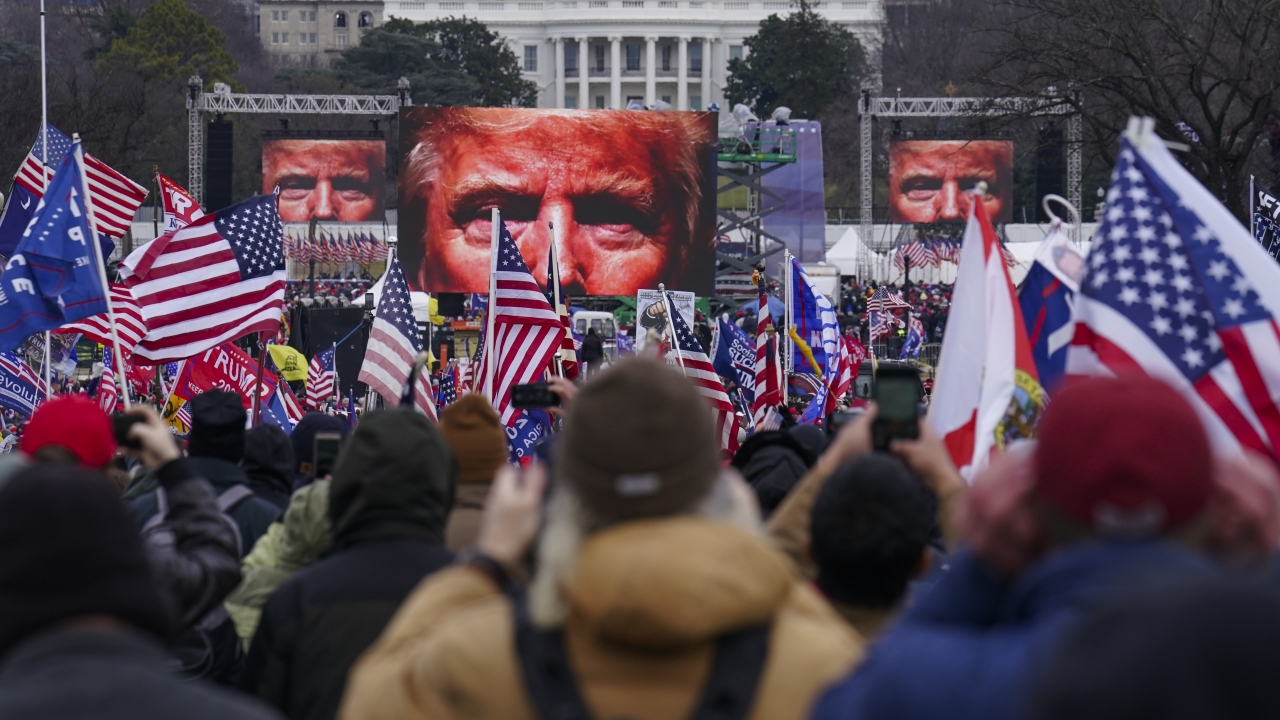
xmin=358 ymin=250 xmax=437 ymax=420
xmin=666 ymin=291 xmax=740 ymax=453
xmin=1069 ymin=131 xmax=1280 ymax=461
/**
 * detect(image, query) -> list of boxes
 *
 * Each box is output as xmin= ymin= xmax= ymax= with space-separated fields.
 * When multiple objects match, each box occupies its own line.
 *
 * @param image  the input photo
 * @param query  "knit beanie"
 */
xmin=328 ymin=408 xmax=456 ymax=550
xmin=0 ymin=465 xmax=173 ymax=658
xmin=186 ymin=390 xmax=246 ymax=463
xmin=440 ymin=394 xmax=508 ymax=484
xmin=1035 ymin=375 xmax=1213 ymax=536
xmin=21 ymin=395 xmax=116 ymax=467
xmin=557 ymin=358 xmax=719 ymax=524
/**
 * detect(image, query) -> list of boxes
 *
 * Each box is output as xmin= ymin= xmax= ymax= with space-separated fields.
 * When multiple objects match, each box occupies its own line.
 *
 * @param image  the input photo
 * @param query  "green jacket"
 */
xmin=225 ymin=480 xmax=332 ymax=648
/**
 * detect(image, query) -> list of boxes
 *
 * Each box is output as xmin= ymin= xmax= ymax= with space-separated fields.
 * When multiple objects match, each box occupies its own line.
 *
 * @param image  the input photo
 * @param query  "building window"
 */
xmin=565 ymin=95 xmax=577 ymax=109
xmin=729 ymin=44 xmax=743 ymax=61
xmin=309 ymin=10 xmax=317 ymax=21
xmin=661 ymin=94 xmax=671 ymax=103
xmin=271 ymin=31 xmax=279 ymax=43
xmin=662 ymin=44 xmax=671 ymax=71
xmin=691 ymin=95 xmax=701 ymax=110
xmin=595 ymin=95 xmax=605 ymax=108
xmin=336 ymin=33 xmax=348 ymax=46
xmin=358 ymin=11 xmax=373 ymax=27
xmin=271 ymin=10 xmax=279 ymax=21
xmin=690 ymin=43 xmax=702 ymax=72
xmin=594 ymin=44 xmax=605 ymax=71
xmin=280 ymin=10 xmax=289 ymax=20
xmin=523 ymin=45 xmax=538 ymax=72
xmin=625 ymin=43 xmax=640 ymax=71
xmin=565 ymin=43 xmax=578 ymax=73
xmin=309 ymin=32 xmax=317 ymax=43
xmin=334 ymin=11 xmax=348 ymax=27
xmin=281 ymin=32 xmax=289 ymax=43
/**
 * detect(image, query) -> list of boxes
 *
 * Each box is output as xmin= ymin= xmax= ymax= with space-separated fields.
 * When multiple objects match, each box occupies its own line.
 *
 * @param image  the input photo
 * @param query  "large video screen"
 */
xmin=397 ymin=107 xmax=718 ymax=296
xmin=888 ymin=140 xmax=1013 ymax=224
xmin=262 ymin=138 xmax=386 ymax=222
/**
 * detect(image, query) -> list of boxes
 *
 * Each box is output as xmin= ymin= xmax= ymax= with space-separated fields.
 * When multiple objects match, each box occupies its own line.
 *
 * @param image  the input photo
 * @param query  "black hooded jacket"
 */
xmin=243 ymin=425 xmax=296 ymax=512
xmin=240 ymin=409 xmax=456 ymax=720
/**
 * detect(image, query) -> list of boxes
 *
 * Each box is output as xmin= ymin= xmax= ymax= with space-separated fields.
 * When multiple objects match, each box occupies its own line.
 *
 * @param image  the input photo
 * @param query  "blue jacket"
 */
xmin=811 ymin=542 xmax=1213 ymax=720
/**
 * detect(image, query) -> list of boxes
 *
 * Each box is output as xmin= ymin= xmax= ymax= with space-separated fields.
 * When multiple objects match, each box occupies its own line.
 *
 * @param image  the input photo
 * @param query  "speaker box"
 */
xmin=1035 ymin=123 xmax=1064 ymax=223
xmin=206 ymin=120 xmax=234 ymax=213
xmin=300 ymin=307 xmax=368 ymax=397
xmin=436 ymin=293 xmax=465 ymax=317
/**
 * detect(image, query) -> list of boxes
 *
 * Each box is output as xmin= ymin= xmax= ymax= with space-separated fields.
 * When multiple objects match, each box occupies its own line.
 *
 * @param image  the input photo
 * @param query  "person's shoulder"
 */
xmin=165 ymin=677 xmax=286 ymax=720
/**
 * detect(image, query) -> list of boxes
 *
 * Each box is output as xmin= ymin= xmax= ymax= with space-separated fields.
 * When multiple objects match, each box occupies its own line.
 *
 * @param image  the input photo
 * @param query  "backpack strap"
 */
xmin=513 ymin=594 xmax=770 ymax=720
xmin=141 ymin=487 xmax=171 ymax=535
xmin=216 ymin=484 xmax=255 ymax=513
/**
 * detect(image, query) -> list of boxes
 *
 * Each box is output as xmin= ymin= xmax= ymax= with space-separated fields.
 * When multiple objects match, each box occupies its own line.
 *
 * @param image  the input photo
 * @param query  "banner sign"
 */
xmin=171 ymin=342 xmax=277 ymax=409
xmin=635 ymin=289 xmax=695 ymax=352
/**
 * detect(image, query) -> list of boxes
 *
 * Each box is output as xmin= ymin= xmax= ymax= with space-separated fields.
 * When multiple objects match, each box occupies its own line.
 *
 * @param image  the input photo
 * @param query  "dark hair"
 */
xmin=810 ymin=454 xmax=933 ymax=608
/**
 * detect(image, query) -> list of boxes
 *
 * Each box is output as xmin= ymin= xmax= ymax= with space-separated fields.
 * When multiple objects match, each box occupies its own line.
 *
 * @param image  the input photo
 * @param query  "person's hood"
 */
xmin=279 ymin=480 xmax=332 ymax=569
xmin=328 ymin=408 xmax=456 ymax=551
xmin=562 ymin=517 xmax=792 ymax=650
xmin=187 ymin=456 xmax=250 ymax=492
xmin=243 ymin=424 xmax=295 ymax=498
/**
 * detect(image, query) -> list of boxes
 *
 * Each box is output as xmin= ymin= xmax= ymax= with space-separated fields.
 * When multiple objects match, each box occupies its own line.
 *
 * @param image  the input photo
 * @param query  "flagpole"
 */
xmin=547 ymin=221 xmax=564 ymax=378
xmin=782 ymin=250 xmax=791 ymax=407
xmin=331 ymin=341 xmax=339 ymax=408
xmin=1250 ymin=175 xmax=1257 ymax=239
xmin=73 ymin=140 xmax=131 ymax=410
xmin=658 ymin=283 xmax=686 ymax=375
xmin=483 ymin=208 xmax=499 ymax=401
xmin=39 ymin=0 xmax=51 ymax=399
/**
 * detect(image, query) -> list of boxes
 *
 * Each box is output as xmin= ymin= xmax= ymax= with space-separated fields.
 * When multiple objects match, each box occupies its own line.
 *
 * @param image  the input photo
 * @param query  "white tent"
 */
xmin=825 ymin=226 xmax=878 ymax=275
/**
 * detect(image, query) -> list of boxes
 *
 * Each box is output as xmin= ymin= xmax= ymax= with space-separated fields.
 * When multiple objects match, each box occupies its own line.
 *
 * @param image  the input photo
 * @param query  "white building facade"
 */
xmin=386 ymin=0 xmax=884 ymax=110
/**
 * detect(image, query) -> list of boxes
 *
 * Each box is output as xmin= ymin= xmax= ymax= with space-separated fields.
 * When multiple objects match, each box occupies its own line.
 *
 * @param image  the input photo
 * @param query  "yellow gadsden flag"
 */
xmin=268 ymin=345 xmax=308 ymax=383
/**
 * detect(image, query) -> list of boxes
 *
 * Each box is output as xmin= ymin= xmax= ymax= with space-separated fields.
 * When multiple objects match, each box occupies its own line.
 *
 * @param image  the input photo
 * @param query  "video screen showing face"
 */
xmin=262 ymin=138 xmax=386 ymax=222
xmin=398 ymin=108 xmax=718 ymax=296
xmin=889 ymin=140 xmax=1013 ymax=224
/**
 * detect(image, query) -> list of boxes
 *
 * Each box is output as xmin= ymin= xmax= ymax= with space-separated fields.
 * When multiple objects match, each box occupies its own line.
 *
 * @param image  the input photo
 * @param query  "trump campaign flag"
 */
xmin=157 ymin=173 xmax=204 ymax=232
xmin=1069 ymin=119 xmax=1280 ymax=461
xmin=1018 ymin=226 xmax=1085 ymax=391
xmin=0 ymin=351 xmax=48 ymax=416
xmin=790 ymin=259 xmax=841 ymax=424
xmin=713 ymin=317 xmax=757 ymax=404
xmin=0 ymin=147 xmax=109 ymax=351
xmin=931 ymin=195 xmax=1043 ymax=480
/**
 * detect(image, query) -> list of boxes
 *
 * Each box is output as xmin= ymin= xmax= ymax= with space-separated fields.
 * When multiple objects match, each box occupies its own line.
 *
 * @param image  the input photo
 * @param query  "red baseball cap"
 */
xmin=21 ymin=396 xmax=117 ymax=468
xmin=1034 ymin=375 xmax=1213 ymax=535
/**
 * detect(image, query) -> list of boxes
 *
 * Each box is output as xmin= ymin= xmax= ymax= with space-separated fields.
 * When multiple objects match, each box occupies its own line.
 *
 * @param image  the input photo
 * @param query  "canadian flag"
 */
xmin=930 ymin=195 xmax=1044 ymax=480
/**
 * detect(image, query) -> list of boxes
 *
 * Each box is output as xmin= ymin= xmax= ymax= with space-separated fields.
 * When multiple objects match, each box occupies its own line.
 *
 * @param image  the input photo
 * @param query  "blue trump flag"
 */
xmin=507 ymin=408 xmax=552 ymax=464
xmin=1018 ymin=229 xmax=1084 ymax=392
xmin=0 ymin=144 xmax=108 ymax=351
xmin=0 ymin=351 xmax=48 ymax=416
xmin=713 ymin=317 xmax=756 ymax=404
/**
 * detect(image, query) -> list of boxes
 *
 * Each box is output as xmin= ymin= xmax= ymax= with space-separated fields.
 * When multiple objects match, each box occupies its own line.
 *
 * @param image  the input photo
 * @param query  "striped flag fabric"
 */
xmin=751 ymin=283 xmax=781 ymax=426
xmin=55 ymin=284 xmax=148 ymax=358
xmin=1069 ymin=127 xmax=1280 ymax=462
xmin=98 ymin=351 xmax=118 ymax=412
xmin=0 ymin=351 xmax=48 ymax=416
xmin=358 ymin=252 xmax=437 ymax=420
xmin=476 ymin=220 xmax=563 ymax=426
xmin=546 ymin=238 xmax=580 ymax=380
xmin=306 ymin=345 xmax=336 ymax=410
xmin=867 ymin=286 xmax=913 ymax=312
xmin=666 ymin=291 xmax=740 ymax=453
xmin=14 ymin=126 xmax=147 ymax=239
xmin=438 ymin=363 xmax=458 ymax=407
xmin=120 ymin=193 xmax=286 ymax=364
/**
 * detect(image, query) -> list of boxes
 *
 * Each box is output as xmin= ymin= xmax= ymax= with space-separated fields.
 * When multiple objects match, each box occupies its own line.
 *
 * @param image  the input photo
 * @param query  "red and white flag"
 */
xmin=120 ymin=194 xmax=286 ymax=364
xmin=751 ymin=285 xmax=781 ymax=426
xmin=930 ymin=196 xmax=1043 ymax=480
xmin=98 ymin=351 xmax=118 ymax=412
xmin=358 ymin=252 xmax=437 ymax=420
xmin=15 ymin=126 xmax=148 ymax=239
xmin=306 ymin=346 xmax=337 ymax=410
xmin=55 ymin=284 xmax=147 ymax=358
xmin=666 ymin=292 xmax=741 ymax=454
xmin=476 ymin=220 xmax=563 ymax=426
xmin=157 ymin=173 xmax=204 ymax=232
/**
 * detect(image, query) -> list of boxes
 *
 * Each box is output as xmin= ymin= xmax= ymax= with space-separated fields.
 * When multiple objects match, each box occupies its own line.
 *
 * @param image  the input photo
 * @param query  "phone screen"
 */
xmin=875 ymin=377 xmax=919 ymax=421
xmin=313 ymin=433 xmax=343 ymax=478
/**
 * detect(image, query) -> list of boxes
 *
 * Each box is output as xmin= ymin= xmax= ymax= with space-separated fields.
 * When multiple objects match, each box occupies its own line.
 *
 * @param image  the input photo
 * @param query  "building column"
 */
xmin=677 ymin=35 xmax=689 ymax=110
xmin=645 ymin=36 xmax=657 ymax=108
xmin=609 ymin=36 xmax=622 ymax=109
xmin=554 ymin=38 xmax=565 ymax=109
xmin=576 ymin=36 xmax=588 ymax=109
xmin=700 ymin=37 xmax=712 ymax=110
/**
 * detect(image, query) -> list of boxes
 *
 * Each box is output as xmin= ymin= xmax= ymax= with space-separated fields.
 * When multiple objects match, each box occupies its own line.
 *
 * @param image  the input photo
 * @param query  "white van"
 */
xmin=571 ymin=311 xmax=619 ymax=359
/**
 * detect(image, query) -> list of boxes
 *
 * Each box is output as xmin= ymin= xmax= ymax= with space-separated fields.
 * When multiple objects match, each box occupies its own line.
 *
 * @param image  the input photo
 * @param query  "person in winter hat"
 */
xmin=339 ymin=357 xmax=862 ymax=720
xmin=0 ymin=464 xmax=281 ymax=720
xmin=243 ymin=424 xmax=297 ymax=512
xmin=241 ymin=408 xmax=456 ymax=720
xmin=439 ymin=393 xmax=508 ymax=550
xmin=812 ymin=375 xmax=1280 ymax=720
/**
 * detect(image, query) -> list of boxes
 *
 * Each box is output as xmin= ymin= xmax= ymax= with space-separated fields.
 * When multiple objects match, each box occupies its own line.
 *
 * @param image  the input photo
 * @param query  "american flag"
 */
xmin=666 ymin=292 xmax=740 ymax=453
xmin=176 ymin=402 xmax=192 ymax=428
xmin=15 ymin=126 xmax=148 ymax=239
xmin=121 ymin=193 xmax=286 ymax=364
xmin=306 ymin=345 xmax=336 ymax=410
xmin=867 ymin=286 xmax=913 ymax=312
xmin=438 ymin=363 xmax=458 ymax=407
xmin=919 ymin=238 xmax=941 ymax=268
xmin=279 ymin=374 xmax=305 ymax=422
xmin=1069 ymin=133 xmax=1280 ymax=461
xmin=547 ymin=237 xmax=580 ymax=380
xmin=751 ymin=284 xmax=781 ymax=426
xmin=98 ymin=351 xmax=118 ymax=413
xmin=358 ymin=252 xmax=437 ymax=420
xmin=55 ymin=284 xmax=148 ymax=359
xmin=476 ymin=220 xmax=563 ymax=425
xmin=827 ymin=333 xmax=856 ymax=410
xmin=868 ymin=307 xmax=904 ymax=344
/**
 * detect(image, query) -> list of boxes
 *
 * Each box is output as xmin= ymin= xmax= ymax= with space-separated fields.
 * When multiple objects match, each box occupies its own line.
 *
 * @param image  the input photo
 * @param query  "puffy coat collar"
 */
xmin=562 ymin=517 xmax=793 ymax=650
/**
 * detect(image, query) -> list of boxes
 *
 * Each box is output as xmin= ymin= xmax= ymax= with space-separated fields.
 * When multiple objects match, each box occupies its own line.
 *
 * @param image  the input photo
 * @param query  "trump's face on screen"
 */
xmin=397 ymin=108 xmax=717 ymax=296
xmin=262 ymin=139 xmax=386 ymax=222
xmin=888 ymin=140 xmax=1013 ymax=223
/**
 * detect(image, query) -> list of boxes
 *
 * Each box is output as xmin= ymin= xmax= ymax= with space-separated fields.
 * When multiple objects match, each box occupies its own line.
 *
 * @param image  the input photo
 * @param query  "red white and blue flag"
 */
xmin=751 ymin=283 xmax=782 ymax=426
xmin=358 ymin=252 xmax=437 ymax=420
xmin=98 ymin=351 xmax=119 ymax=412
xmin=666 ymin=291 xmax=740 ymax=453
xmin=56 ymin=284 xmax=148 ymax=360
xmin=1068 ymin=125 xmax=1280 ymax=462
xmin=306 ymin=345 xmax=336 ymax=410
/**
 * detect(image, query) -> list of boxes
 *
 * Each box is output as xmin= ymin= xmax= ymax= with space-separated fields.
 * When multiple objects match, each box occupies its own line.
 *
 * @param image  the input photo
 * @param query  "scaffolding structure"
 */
xmin=185 ymin=76 xmax=411 ymax=205
xmin=857 ymin=92 xmax=1083 ymax=278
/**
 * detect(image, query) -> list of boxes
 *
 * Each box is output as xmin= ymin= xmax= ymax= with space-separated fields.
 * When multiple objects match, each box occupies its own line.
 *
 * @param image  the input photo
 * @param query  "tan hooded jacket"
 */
xmin=339 ymin=517 xmax=863 ymax=720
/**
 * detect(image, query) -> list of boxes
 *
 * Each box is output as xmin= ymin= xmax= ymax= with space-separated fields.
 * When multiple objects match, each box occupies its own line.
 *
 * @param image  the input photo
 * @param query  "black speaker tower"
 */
xmin=206 ymin=118 xmax=234 ymax=213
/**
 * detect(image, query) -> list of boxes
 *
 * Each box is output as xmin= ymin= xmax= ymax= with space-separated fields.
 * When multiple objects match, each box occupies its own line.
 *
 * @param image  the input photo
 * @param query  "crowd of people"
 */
xmin=1 ymin=357 xmax=1279 ymax=720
